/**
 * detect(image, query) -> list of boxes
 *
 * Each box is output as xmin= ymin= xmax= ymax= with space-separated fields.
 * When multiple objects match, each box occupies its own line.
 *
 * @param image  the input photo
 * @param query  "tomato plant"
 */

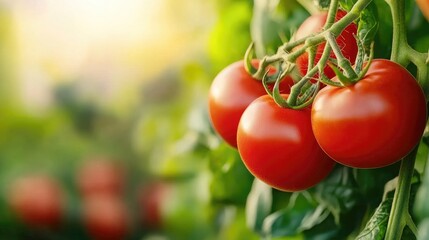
xmin=206 ymin=0 xmax=429 ymax=239
xmin=208 ymin=60 xmax=293 ymax=148
xmin=76 ymin=157 xmax=125 ymax=198
xmin=294 ymin=10 xmax=358 ymax=79
xmin=236 ymin=95 xmax=335 ymax=191
xmin=311 ymin=59 xmax=427 ymax=168
xmin=7 ymin=175 xmax=65 ymax=228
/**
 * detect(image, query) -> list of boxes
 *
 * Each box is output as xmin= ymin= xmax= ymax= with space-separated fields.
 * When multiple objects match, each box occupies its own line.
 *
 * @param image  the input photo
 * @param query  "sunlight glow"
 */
xmin=6 ymin=0 xmax=215 ymax=113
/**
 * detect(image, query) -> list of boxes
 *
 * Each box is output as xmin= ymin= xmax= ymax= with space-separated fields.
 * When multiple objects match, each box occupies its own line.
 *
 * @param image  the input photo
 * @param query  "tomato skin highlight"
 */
xmin=295 ymin=10 xmax=358 ymax=78
xmin=237 ymin=95 xmax=335 ymax=192
xmin=311 ymin=59 xmax=427 ymax=169
xmin=208 ymin=60 xmax=293 ymax=148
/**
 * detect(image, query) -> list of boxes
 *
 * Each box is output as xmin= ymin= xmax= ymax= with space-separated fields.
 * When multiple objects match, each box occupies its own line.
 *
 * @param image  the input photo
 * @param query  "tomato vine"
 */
xmin=245 ymin=0 xmax=375 ymax=109
xmin=384 ymin=0 xmax=429 ymax=238
xmin=250 ymin=0 xmax=429 ymax=238
xmin=208 ymin=0 xmax=429 ymax=238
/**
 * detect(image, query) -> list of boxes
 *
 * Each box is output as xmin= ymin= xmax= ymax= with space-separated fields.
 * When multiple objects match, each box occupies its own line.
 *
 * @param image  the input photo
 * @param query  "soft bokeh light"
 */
xmin=4 ymin=0 xmax=216 ymax=113
xmin=0 ymin=1 xmax=248 ymax=239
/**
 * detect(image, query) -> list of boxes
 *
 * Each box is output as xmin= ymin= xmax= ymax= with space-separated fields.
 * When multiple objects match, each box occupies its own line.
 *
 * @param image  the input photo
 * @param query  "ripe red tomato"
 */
xmin=294 ymin=10 xmax=358 ymax=78
xmin=417 ymin=0 xmax=429 ymax=21
xmin=137 ymin=181 xmax=171 ymax=229
xmin=82 ymin=195 xmax=130 ymax=240
xmin=312 ymin=59 xmax=427 ymax=168
xmin=236 ymin=95 xmax=335 ymax=191
xmin=209 ymin=60 xmax=294 ymax=148
xmin=76 ymin=157 xmax=125 ymax=197
xmin=8 ymin=175 xmax=64 ymax=227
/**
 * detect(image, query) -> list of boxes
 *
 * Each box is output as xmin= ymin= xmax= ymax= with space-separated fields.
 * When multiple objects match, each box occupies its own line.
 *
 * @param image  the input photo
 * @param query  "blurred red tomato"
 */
xmin=76 ymin=157 xmax=125 ymax=197
xmin=82 ymin=195 xmax=130 ymax=240
xmin=137 ymin=181 xmax=171 ymax=229
xmin=417 ymin=0 xmax=429 ymax=21
xmin=8 ymin=175 xmax=65 ymax=227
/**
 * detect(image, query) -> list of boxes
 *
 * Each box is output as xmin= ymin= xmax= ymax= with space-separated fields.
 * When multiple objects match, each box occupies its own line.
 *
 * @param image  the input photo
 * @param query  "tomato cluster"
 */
xmin=76 ymin=158 xmax=131 ymax=240
xmin=6 ymin=157 xmax=173 ymax=240
xmin=208 ymin=11 xmax=427 ymax=192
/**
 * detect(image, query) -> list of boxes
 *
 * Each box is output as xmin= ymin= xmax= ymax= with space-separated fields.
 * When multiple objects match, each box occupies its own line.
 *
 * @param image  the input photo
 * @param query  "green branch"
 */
xmin=384 ymin=0 xmax=429 ymax=239
xmin=385 ymin=146 xmax=418 ymax=240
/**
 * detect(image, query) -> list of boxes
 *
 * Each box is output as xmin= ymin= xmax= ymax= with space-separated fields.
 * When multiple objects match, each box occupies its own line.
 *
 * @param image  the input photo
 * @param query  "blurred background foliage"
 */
xmin=0 ymin=0 xmax=428 ymax=240
xmin=0 ymin=0 xmax=258 ymax=239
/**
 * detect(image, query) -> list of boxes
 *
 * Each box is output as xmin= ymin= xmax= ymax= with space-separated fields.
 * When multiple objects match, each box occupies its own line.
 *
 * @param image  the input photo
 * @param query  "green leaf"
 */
xmin=262 ymin=209 xmax=305 ymax=237
xmin=302 ymin=214 xmax=347 ymax=240
xmin=357 ymin=177 xmax=420 ymax=240
xmin=341 ymin=0 xmax=392 ymax=59
xmin=372 ymin=0 xmax=393 ymax=59
xmin=299 ymin=205 xmax=331 ymax=231
xmin=246 ymin=179 xmax=273 ymax=234
xmin=314 ymin=166 xmax=363 ymax=223
xmin=357 ymin=2 xmax=379 ymax=55
xmin=355 ymin=194 xmax=393 ymax=240
xmin=209 ymin=144 xmax=254 ymax=205
xmin=353 ymin=163 xmax=400 ymax=208
xmin=262 ymin=192 xmax=317 ymax=237
xmin=339 ymin=0 xmax=355 ymax=11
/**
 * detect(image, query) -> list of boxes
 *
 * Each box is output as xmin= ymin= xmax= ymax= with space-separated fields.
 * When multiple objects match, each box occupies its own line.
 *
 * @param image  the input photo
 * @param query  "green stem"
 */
xmin=384 ymin=0 xmax=421 ymax=239
xmin=306 ymin=46 xmax=316 ymax=71
xmin=324 ymin=0 xmax=339 ymax=30
xmin=406 ymin=213 xmax=419 ymax=236
xmin=252 ymin=55 xmax=283 ymax=79
xmin=286 ymin=40 xmax=333 ymax=107
xmin=287 ymin=35 xmax=325 ymax=62
xmin=406 ymin=45 xmax=429 ymax=98
xmin=385 ymin=0 xmax=408 ymax=64
xmin=286 ymin=0 xmax=372 ymax=62
xmin=329 ymin=0 xmax=372 ymax=36
xmin=385 ymin=146 xmax=418 ymax=240
xmin=325 ymin=32 xmax=358 ymax=79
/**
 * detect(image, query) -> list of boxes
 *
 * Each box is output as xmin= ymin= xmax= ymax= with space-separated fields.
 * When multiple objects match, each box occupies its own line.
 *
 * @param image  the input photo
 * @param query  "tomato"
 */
xmin=8 ymin=175 xmax=65 ymax=227
xmin=209 ymin=60 xmax=294 ymax=148
xmin=417 ymin=0 xmax=429 ymax=21
xmin=82 ymin=195 xmax=130 ymax=240
xmin=311 ymin=59 xmax=427 ymax=169
xmin=236 ymin=95 xmax=335 ymax=191
xmin=76 ymin=157 xmax=125 ymax=197
xmin=294 ymin=10 xmax=358 ymax=79
xmin=137 ymin=181 xmax=171 ymax=229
